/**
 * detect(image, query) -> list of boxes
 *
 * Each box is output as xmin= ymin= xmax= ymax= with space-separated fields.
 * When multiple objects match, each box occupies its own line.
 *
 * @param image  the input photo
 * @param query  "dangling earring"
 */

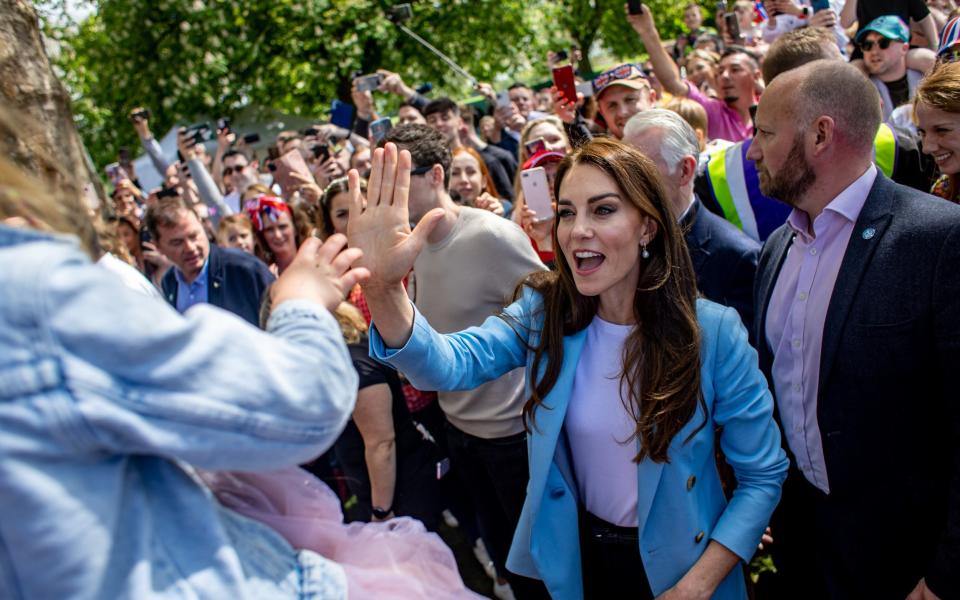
xmin=641 ymin=242 xmax=650 ymax=259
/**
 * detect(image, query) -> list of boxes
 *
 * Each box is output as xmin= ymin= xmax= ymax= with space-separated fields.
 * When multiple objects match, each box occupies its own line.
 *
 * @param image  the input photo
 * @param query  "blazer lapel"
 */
xmin=207 ymin=246 xmax=225 ymax=308
xmin=755 ymin=227 xmax=794 ymax=366
xmin=684 ymin=198 xmax=711 ymax=276
xmin=818 ymin=175 xmax=895 ymax=395
xmin=529 ymin=328 xmax=588 ymax=473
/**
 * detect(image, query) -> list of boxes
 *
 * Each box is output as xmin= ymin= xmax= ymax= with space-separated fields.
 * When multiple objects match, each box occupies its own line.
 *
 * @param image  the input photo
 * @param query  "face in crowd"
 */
xmin=156 ymin=208 xmax=210 ymax=281
xmin=218 ymin=221 xmax=255 ymax=254
xmin=425 ymin=109 xmax=462 ymax=146
xmin=261 ymin=209 xmax=298 ymax=267
xmin=509 ymin=85 xmax=536 ymax=118
xmin=596 ymin=83 xmax=657 ymax=140
xmin=223 ymin=153 xmax=256 ymax=194
xmin=684 ymin=4 xmax=703 ymax=31
xmin=717 ymin=52 xmax=760 ymax=105
xmin=325 ymin=189 xmax=352 ymax=236
xmin=916 ymin=103 xmax=960 ymax=176
xmin=860 ymin=32 xmax=908 ymax=79
xmin=449 ymin=151 xmax=486 ymax=205
xmin=556 ymin=161 xmax=657 ymax=303
xmin=398 ymin=105 xmax=427 ymax=126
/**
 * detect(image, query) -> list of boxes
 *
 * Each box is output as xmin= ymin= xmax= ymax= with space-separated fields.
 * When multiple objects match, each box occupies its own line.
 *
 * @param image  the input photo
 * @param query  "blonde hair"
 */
xmin=0 ymin=104 xmax=99 ymax=258
xmin=915 ymin=61 xmax=960 ymax=119
xmin=334 ymin=301 xmax=368 ymax=344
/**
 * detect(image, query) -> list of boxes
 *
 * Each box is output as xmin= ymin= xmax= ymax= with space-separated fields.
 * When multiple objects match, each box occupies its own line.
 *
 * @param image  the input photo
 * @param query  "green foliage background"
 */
xmin=42 ymin=0 xmax=695 ymax=169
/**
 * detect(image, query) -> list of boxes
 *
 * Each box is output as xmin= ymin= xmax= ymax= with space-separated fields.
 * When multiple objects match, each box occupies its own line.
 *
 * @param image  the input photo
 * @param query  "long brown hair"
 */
xmin=516 ymin=137 xmax=704 ymax=464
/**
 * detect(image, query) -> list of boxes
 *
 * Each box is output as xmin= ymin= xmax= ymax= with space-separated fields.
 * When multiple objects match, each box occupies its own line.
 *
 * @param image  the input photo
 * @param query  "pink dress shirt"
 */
xmin=765 ymin=165 xmax=877 ymax=493
xmin=685 ymin=81 xmax=753 ymax=143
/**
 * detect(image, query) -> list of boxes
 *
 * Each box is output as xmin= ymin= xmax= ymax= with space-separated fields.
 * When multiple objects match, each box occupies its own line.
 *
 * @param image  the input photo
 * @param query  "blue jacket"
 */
xmin=161 ymin=244 xmax=274 ymax=326
xmin=0 ymin=224 xmax=356 ymax=599
xmin=371 ymin=290 xmax=788 ymax=599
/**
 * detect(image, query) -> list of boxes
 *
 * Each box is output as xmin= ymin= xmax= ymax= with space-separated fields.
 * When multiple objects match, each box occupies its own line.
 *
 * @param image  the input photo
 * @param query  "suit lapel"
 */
xmin=818 ymin=175 xmax=895 ymax=395
xmin=756 ymin=227 xmax=794 ymax=365
xmin=207 ymin=246 xmax=225 ymax=308
xmin=685 ymin=199 xmax=711 ymax=277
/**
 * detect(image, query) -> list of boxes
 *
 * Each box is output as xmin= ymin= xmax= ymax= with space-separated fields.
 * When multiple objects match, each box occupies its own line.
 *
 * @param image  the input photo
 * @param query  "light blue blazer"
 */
xmin=370 ymin=289 xmax=788 ymax=599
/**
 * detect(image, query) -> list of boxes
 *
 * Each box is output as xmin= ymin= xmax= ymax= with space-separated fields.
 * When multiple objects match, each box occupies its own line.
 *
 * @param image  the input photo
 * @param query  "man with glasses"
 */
xmin=857 ymin=16 xmax=923 ymax=121
xmin=374 ymin=124 xmax=547 ymax=599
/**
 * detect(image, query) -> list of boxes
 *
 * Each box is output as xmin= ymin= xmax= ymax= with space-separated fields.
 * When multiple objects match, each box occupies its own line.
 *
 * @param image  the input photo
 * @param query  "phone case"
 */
xmin=521 ymin=167 xmax=554 ymax=221
xmin=552 ymin=65 xmax=578 ymax=105
xmin=330 ymin=100 xmax=355 ymax=130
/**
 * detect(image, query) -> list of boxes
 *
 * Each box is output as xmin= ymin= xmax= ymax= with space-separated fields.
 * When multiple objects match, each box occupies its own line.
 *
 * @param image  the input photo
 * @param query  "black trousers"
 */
xmin=579 ymin=508 xmax=654 ymax=600
xmin=444 ymin=423 xmax=550 ymax=600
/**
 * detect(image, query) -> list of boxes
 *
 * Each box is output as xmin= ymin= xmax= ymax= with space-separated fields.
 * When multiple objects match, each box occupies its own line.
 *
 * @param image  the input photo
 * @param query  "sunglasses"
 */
xmin=859 ymin=38 xmax=893 ymax=51
xmin=222 ymin=165 xmax=247 ymax=177
xmin=592 ymin=64 xmax=647 ymax=92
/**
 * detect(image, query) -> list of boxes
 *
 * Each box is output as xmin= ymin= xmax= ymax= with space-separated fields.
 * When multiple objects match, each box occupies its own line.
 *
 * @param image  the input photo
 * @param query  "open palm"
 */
xmin=346 ymin=143 xmax=444 ymax=288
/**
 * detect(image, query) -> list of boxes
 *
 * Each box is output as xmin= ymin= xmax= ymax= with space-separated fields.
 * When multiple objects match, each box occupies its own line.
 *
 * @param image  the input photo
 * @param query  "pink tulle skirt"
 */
xmin=200 ymin=466 xmax=483 ymax=599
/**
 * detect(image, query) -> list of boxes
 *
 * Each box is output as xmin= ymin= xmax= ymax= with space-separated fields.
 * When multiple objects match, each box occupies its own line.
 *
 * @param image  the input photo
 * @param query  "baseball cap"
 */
xmin=856 ymin=15 xmax=911 ymax=44
xmin=522 ymin=150 xmax=565 ymax=171
xmin=591 ymin=63 xmax=650 ymax=99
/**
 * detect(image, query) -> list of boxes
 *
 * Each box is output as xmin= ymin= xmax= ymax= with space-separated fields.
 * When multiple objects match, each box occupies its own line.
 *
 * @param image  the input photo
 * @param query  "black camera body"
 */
xmin=386 ymin=3 xmax=413 ymax=23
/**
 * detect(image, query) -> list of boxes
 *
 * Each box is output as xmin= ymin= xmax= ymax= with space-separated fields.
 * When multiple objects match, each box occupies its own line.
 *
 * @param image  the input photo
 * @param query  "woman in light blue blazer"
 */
xmin=349 ymin=136 xmax=788 ymax=600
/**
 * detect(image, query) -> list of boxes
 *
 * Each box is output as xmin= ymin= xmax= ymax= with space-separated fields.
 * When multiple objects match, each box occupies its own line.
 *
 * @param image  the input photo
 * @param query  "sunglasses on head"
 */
xmin=410 ymin=164 xmax=435 ymax=176
xmin=859 ymin=37 xmax=893 ymax=51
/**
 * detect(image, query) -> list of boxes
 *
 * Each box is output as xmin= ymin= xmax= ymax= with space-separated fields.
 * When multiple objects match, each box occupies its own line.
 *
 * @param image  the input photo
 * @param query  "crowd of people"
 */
xmin=3 ymin=0 xmax=960 ymax=598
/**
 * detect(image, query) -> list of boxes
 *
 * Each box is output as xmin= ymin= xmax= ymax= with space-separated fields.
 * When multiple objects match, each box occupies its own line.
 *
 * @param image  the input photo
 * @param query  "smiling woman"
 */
xmin=352 ymin=138 xmax=788 ymax=600
xmin=914 ymin=61 xmax=960 ymax=203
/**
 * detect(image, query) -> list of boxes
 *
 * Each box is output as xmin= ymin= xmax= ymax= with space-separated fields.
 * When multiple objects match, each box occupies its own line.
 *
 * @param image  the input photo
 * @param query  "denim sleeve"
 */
xmin=42 ymin=247 xmax=356 ymax=471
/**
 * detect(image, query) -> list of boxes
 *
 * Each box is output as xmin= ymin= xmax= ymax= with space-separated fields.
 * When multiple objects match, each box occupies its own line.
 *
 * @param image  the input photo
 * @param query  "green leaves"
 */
xmin=47 ymin=0 xmax=702 ymax=169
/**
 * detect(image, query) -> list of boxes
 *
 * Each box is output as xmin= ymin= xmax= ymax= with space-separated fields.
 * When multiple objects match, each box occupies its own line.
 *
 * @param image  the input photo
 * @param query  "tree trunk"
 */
xmin=0 ymin=0 xmax=107 ymax=210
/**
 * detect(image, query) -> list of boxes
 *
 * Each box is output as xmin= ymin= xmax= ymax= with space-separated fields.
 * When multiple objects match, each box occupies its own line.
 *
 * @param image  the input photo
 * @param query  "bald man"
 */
xmin=750 ymin=60 xmax=960 ymax=600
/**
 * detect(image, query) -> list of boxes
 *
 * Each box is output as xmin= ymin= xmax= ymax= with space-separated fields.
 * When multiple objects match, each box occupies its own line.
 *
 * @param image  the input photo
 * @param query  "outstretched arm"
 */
xmin=626 ymin=4 xmax=689 ymax=97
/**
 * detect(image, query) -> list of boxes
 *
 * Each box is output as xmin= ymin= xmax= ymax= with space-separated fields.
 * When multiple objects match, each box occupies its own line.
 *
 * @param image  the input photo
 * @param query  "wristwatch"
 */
xmin=372 ymin=505 xmax=393 ymax=520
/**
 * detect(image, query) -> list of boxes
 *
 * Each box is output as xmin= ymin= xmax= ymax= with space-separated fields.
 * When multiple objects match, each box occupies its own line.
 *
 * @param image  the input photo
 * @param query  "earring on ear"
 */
xmin=641 ymin=242 xmax=650 ymax=259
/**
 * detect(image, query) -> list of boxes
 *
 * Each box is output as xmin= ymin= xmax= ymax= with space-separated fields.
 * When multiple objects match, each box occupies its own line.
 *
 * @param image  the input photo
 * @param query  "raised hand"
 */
xmin=271 ymin=234 xmax=369 ymax=313
xmin=346 ymin=143 xmax=444 ymax=290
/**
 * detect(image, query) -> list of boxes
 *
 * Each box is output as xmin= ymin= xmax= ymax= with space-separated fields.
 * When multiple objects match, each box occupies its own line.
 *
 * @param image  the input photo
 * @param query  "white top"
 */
xmin=565 ymin=315 xmax=639 ymax=526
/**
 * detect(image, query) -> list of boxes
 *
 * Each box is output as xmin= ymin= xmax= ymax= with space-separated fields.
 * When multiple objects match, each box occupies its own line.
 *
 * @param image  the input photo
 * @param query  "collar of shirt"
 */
xmin=677 ymin=195 xmax=697 ymax=224
xmin=174 ymin=256 xmax=210 ymax=290
xmin=786 ymin=164 xmax=877 ymax=244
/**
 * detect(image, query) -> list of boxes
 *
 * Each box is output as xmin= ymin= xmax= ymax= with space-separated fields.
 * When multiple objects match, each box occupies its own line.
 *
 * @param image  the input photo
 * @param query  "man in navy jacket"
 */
xmin=146 ymin=199 xmax=274 ymax=326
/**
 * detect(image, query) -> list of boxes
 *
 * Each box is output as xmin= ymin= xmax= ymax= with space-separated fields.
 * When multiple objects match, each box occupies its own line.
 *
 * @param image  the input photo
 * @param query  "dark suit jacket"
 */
xmin=161 ymin=245 xmax=275 ymax=326
xmin=754 ymin=174 xmax=960 ymax=599
xmin=683 ymin=197 xmax=760 ymax=331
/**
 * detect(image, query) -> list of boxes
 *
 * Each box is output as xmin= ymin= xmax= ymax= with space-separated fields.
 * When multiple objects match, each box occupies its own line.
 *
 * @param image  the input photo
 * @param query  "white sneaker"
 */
xmin=492 ymin=580 xmax=516 ymax=600
xmin=472 ymin=539 xmax=496 ymax=580
xmin=441 ymin=509 xmax=459 ymax=528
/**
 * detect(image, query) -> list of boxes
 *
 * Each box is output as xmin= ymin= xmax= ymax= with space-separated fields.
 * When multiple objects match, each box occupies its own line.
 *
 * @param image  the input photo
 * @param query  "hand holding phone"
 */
xmin=552 ymin=65 xmax=578 ymax=106
xmin=521 ymin=167 xmax=554 ymax=222
xmin=273 ymin=149 xmax=315 ymax=196
xmin=628 ymin=0 xmax=644 ymax=15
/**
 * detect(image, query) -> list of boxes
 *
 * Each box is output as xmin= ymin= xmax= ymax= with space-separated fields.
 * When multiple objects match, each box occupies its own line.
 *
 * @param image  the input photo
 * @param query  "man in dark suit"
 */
xmin=145 ymin=198 xmax=274 ymax=326
xmin=749 ymin=60 xmax=960 ymax=600
xmin=623 ymin=108 xmax=760 ymax=329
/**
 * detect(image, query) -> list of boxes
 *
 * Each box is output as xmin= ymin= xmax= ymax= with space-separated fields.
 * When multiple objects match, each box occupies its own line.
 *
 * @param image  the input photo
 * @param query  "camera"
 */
xmin=217 ymin=117 xmax=231 ymax=132
xmin=184 ymin=123 xmax=213 ymax=146
xmin=129 ymin=108 xmax=151 ymax=122
xmin=386 ymin=3 xmax=413 ymax=23
xmin=354 ymin=73 xmax=384 ymax=93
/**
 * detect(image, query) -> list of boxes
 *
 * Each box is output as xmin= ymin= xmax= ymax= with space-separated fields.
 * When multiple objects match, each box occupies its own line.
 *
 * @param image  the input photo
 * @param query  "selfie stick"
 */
xmin=392 ymin=22 xmax=478 ymax=87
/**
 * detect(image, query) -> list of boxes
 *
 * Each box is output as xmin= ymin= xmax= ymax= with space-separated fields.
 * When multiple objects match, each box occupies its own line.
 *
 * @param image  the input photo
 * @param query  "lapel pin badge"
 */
xmin=861 ymin=227 xmax=876 ymax=240
xmin=213 ymin=281 xmax=220 ymax=288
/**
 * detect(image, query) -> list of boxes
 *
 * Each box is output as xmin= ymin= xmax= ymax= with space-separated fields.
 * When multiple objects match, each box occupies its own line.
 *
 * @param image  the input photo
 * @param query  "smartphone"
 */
xmin=386 ymin=3 xmax=413 ymax=23
xmin=311 ymin=143 xmax=330 ymax=161
xmin=157 ymin=186 xmax=179 ymax=199
xmin=330 ymin=100 xmax=355 ymax=130
xmin=118 ymin=146 xmax=131 ymax=167
xmin=628 ymin=0 xmax=644 ymax=15
xmin=216 ymin=117 xmax=231 ymax=132
xmin=243 ymin=132 xmax=261 ymax=144
xmin=104 ymin=162 xmax=127 ymax=186
xmin=725 ymin=11 xmax=742 ymax=41
xmin=552 ymin=65 xmax=578 ymax=105
xmin=129 ymin=108 xmax=151 ymax=122
xmin=810 ymin=0 xmax=831 ymax=12
xmin=185 ymin=123 xmax=213 ymax=145
xmin=139 ymin=227 xmax=152 ymax=245
xmin=521 ymin=167 xmax=554 ymax=221
xmin=525 ymin=137 xmax=547 ymax=156
xmin=354 ymin=73 xmax=384 ymax=93
xmin=369 ymin=117 xmax=393 ymax=144
xmin=496 ymin=91 xmax=512 ymax=109
xmin=273 ymin=149 xmax=314 ymax=194
xmin=575 ymin=81 xmax=594 ymax=98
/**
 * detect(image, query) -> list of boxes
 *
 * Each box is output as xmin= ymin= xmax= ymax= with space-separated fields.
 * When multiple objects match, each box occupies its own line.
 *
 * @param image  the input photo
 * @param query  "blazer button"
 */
xmin=686 ymin=475 xmax=696 ymax=491
xmin=695 ymin=531 xmax=705 ymax=544
xmin=549 ymin=487 xmax=565 ymax=499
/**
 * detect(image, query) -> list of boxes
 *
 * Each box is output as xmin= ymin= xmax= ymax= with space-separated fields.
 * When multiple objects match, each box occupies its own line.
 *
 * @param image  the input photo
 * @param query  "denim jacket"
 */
xmin=0 ymin=225 xmax=356 ymax=599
